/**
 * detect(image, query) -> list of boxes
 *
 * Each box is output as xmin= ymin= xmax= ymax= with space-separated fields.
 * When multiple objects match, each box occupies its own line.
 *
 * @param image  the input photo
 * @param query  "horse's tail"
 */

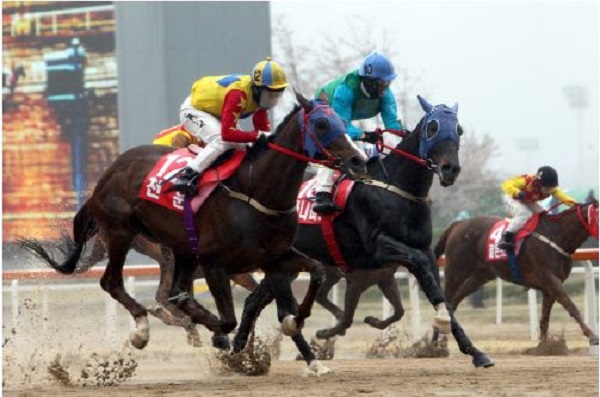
xmin=434 ymin=220 xmax=463 ymax=259
xmin=18 ymin=201 xmax=99 ymax=274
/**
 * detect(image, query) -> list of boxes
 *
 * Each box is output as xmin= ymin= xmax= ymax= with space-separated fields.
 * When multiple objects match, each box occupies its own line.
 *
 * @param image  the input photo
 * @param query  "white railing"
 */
xmin=4 ymin=249 xmax=598 ymax=350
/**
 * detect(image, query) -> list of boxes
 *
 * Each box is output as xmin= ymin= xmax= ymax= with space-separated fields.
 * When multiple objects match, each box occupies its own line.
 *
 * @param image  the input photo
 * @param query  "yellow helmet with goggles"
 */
xmin=252 ymin=57 xmax=288 ymax=90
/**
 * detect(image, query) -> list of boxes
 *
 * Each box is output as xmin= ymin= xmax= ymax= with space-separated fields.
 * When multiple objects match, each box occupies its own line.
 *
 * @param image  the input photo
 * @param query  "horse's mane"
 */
xmin=245 ymin=105 xmax=302 ymax=159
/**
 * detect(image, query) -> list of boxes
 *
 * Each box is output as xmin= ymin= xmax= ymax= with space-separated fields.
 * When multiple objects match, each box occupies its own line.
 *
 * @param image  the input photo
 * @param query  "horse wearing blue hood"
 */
xmin=232 ymin=95 xmax=495 ymax=369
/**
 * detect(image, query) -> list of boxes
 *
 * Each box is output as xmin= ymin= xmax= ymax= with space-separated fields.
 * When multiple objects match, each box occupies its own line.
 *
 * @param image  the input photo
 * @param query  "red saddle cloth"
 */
xmin=485 ymin=213 xmax=542 ymax=262
xmin=296 ymin=174 xmax=355 ymax=224
xmin=296 ymin=173 xmax=355 ymax=272
xmin=139 ymin=147 xmax=246 ymax=213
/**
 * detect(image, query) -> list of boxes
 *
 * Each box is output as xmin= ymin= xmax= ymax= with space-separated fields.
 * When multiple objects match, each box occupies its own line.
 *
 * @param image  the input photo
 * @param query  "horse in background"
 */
xmin=233 ymin=95 xmax=494 ymax=368
xmin=436 ymin=200 xmax=599 ymax=346
xmin=20 ymin=92 xmax=368 ymax=375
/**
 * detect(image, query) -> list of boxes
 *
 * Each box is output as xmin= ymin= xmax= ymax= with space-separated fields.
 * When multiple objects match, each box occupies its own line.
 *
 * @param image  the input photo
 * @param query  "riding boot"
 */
xmin=167 ymin=166 xmax=201 ymax=196
xmin=313 ymin=191 xmax=341 ymax=215
xmin=497 ymin=231 xmax=515 ymax=251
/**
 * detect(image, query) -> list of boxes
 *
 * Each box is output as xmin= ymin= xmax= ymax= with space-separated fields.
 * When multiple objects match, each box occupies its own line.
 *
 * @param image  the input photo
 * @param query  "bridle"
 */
xmin=266 ymin=104 xmax=342 ymax=168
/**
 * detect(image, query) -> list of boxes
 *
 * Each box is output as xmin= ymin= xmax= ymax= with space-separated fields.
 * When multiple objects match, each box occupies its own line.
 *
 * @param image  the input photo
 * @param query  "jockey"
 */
xmin=312 ymin=51 xmax=403 ymax=214
xmin=497 ymin=166 xmax=576 ymax=250
xmin=152 ymin=124 xmax=200 ymax=148
xmin=169 ymin=57 xmax=287 ymax=195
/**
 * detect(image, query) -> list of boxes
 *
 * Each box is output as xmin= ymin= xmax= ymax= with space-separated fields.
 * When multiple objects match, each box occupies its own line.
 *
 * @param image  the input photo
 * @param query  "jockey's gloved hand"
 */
xmin=254 ymin=131 xmax=270 ymax=148
xmin=360 ymin=131 xmax=383 ymax=144
xmin=515 ymin=191 xmax=527 ymax=200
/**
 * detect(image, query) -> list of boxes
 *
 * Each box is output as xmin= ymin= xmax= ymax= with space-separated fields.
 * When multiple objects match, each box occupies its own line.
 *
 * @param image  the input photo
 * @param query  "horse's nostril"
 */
xmin=442 ymin=164 xmax=461 ymax=175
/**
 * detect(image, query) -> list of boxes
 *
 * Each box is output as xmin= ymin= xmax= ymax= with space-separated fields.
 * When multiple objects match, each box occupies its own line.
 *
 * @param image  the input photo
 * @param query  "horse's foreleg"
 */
xmin=273 ymin=247 xmax=325 ymax=332
xmin=539 ymin=292 xmax=555 ymax=341
xmin=315 ymin=269 xmax=345 ymax=321
xmin=202 ymin=263 xmax=236 ymax=349
xmin=100 ymin=235 xmax=149 ymax=349
xmin=544 ymin=275 xmax=599 ymax=345
xmin=232 ymin=279 xmax=274 ymax=353
xmin=365 ymin=274 xmax=405 ymax=330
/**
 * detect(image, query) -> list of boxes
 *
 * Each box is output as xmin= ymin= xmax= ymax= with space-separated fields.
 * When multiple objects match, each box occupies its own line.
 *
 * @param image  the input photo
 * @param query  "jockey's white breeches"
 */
xmin=503 ymin=195 xmax=544 ymax=233
xmin=179 ymin=96 xmax=246 ymax=172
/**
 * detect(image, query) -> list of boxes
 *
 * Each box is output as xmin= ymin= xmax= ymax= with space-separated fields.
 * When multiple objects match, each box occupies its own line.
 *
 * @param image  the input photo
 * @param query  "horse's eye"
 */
xmin=456 ymin=124 xmax=464 ymax=136
xmin=426 ymin=120 xmax=439 ymax=140
xmin=315 ymin=118 xmax=329 ymax=135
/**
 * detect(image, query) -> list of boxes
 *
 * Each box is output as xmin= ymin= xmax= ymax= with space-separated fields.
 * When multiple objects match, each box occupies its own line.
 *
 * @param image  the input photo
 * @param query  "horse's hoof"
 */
xmin=129 ymin=332 xmax=149 ymax=350
xmin=364 ymin=316 xmax=378 ymax=326
xmin=281 ymin=315 xmax=298 ymax=337
xmin=315 ymin=329 xmax=329 ymax=339
xmin=303 ymin=360 xmax=334 ymax=377
xmin=473 ymin=352 xmax=495 ymax=368
xmin=589 ymin=336 xmax=599 ymax=346
xmin=212 ymin=334 xmax=231 ymax=350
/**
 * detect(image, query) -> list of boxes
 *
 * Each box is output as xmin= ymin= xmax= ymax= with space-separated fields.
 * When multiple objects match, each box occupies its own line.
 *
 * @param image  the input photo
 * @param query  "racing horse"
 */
xmin=232 ymin=95 xmax=494 ymax=368
xmin=19 ymin=92 xmax=368 ymax=373
xmin=435 ymin=200 xmax=599 ymax=345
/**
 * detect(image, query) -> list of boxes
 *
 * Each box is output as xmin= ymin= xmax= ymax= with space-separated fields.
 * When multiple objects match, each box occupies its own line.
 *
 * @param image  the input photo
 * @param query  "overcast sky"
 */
xmin=271 ymin=0 xmax=599 ymax=194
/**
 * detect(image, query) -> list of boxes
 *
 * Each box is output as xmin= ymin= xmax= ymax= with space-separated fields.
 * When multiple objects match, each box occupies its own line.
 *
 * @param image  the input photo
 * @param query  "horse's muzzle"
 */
xmin=439 ymin=163 xmax=461 ymax=186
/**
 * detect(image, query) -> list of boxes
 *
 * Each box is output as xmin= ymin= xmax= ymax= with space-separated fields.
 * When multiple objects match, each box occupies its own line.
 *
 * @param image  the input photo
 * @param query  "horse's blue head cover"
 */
xmin=417 ymin=95 xmax=460 ymax=159
xmin=300 ymin=99 xmax=347 ymax=158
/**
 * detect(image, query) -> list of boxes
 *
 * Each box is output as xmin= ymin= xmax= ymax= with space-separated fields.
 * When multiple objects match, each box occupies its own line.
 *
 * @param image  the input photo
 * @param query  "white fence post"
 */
xmin=527 ymin=289 xmax=539 ymax=341
xmin=408 ymin=273 xmax=421 ymax=342
xmin=583 ymin=260 xmax=598 ymax=356
xmin=496 ymin=278 xmax=503 ymax=325
xmin=11 ymin=279 xmax=19 ymax=328
xmin=127 ymin=276 xmax=136 ymax=330
xmin=42 ymin=286 xmax=49 ymax=332
xmin=105 ymin=293 xmax=117 ymax=346
xmin=331 ymin=282 xmax=339 ymax=326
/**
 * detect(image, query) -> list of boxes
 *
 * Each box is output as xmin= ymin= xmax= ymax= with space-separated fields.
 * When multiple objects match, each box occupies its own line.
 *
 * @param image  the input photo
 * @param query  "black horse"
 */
xmin=232 ymin=96 xmax=494 ymax=368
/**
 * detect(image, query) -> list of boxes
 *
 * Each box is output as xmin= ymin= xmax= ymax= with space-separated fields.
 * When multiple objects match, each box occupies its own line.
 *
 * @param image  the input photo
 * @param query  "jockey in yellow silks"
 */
xmin=168 ymin=57 xmax=287 ymax=195
xmin=497 ymin=165 xmax=576 ymax=250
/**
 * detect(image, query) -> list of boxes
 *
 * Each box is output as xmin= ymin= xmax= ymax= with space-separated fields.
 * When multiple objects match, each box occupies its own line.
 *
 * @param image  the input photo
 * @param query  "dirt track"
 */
xmin=3 ymin=355 xmax=598 ymax=397
xmin=3 ymin=280 xmax=599 ymax=396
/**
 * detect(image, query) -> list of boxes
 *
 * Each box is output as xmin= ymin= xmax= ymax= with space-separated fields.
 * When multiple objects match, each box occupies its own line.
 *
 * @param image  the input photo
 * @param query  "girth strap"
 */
xmin=220 ymin=184 xmax=296 ymax=216
xmin=363 ymin=180 xmax=430 ymax=204
xmin=531 ymin=232 xmax=570 ymax=258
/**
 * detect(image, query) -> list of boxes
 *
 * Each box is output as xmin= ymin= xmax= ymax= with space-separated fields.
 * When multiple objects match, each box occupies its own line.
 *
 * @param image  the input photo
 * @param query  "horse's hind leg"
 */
xmin=143 ymin=244 xmax=200 ymax=347
xmin=316 ymin=275 xmax=368 ymax=339
xmin=100 ymin=234 xmax=150 ymax=349
xmin=364 ymin=272 xmax=405 ymax=330
xmin=315 ymin=268 xmax=344 ymax=322
xmin=543 ymin=275 xmax=599 ymax=345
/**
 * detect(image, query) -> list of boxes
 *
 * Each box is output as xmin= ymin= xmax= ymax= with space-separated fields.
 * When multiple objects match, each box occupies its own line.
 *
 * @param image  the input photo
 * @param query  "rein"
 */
xmin=374 ymin=128 xmax=435 ymax=169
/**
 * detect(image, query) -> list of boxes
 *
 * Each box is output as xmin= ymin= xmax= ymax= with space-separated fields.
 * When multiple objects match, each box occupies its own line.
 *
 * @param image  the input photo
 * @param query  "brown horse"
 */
xmin=81 ymin=236 xmax=258 ymax=347
xmin=435 ymin=200 xmax=599 ymax=345
xmin=19 ymin=92 xmax=368 ymax=371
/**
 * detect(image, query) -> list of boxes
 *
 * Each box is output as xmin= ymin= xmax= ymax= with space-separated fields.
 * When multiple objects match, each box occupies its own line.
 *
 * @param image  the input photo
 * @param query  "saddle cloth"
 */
xmin=485 ymin=213 xmax=541 ymax=261
xmin=296 ymin=173 xmax=355 ymax=224
xmin=139 ymin=147 xmax=246 ymax=213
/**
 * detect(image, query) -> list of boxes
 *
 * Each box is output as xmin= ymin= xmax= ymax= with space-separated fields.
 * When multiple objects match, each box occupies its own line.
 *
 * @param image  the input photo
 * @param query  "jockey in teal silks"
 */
xmin=313 ymin=52 xmax=403 ymax=214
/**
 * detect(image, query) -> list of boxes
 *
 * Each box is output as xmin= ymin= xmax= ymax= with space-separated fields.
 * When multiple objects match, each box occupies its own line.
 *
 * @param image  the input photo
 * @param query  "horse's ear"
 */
xmin=417 ymin=95 xmax=433 ymax=113
xmin=452 ymin=102 xmax=458 ymax=113
xmin=294 ymin=89 xmax=312 ymax=112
